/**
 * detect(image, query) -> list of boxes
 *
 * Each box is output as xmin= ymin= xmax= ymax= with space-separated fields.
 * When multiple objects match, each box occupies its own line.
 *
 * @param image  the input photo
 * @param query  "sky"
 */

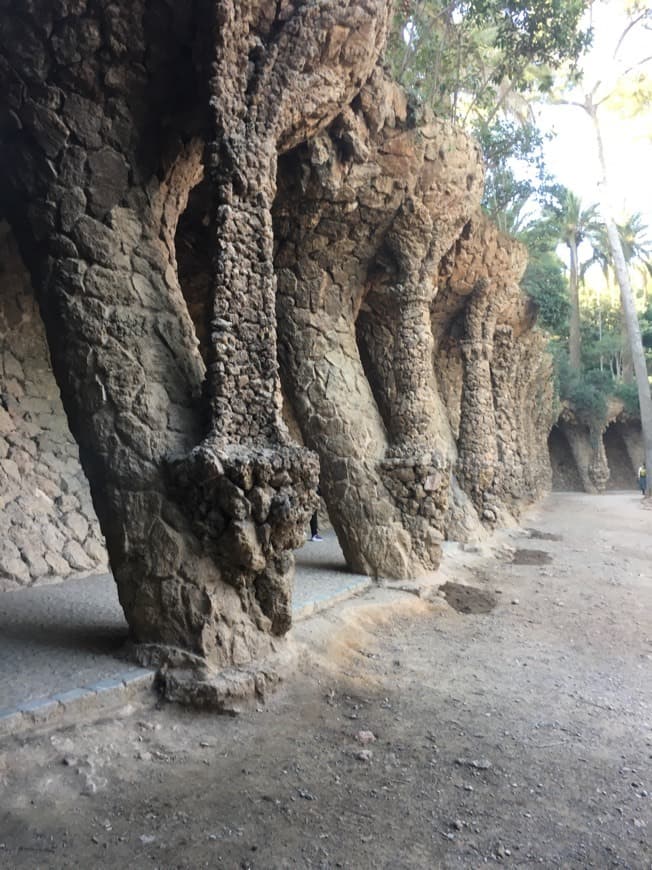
xmin=535 ymin=1 xmax=652 ymax=230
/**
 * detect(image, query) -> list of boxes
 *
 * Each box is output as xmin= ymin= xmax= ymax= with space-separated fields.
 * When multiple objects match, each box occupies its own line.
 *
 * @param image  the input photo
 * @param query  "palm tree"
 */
xmin=584 ymin=213 xmax=652 ymax=382
xmin=543 ymin=187 xmax=602 ymax=370
xmin=587 ymin=99 xmax=652 ymax=495
xmin=555 ymin=3 xmax=652 ymax=494
xmin=617 ymin=212 xmax=652 ymax=297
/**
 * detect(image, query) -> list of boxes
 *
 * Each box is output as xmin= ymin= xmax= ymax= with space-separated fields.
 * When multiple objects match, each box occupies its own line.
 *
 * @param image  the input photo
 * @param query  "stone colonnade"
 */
xmin=549 ymin=411 xmax=643 ymax=493
xmin=0 ymin=1 xmax=554 ymax=688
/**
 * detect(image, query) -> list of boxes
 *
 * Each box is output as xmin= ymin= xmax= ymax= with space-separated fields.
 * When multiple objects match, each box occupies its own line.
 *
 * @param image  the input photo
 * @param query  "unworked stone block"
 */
xmin=65 ymin=511 xmax=89 ymax=542
xmin=20 ymin=542 xmax=50 ymax=578
xmin=85 ymin=537 xmax=107 ymax=564
xmin=0 ymin=407 xmax=16 ymax=435
xmin=0 ymin=549 xmax=30 ymax=583
xmin=52 ymin=687 xmax=98 ymax=715
xmin=63 ymin=539 xmax=93 ymax=571
xmin=83 ymin=677 xmax=131 ymax=712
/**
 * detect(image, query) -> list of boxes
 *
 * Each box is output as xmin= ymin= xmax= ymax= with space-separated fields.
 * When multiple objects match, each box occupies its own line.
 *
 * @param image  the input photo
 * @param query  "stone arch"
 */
xmin=548 ymin=425 xmax=583 ymax=491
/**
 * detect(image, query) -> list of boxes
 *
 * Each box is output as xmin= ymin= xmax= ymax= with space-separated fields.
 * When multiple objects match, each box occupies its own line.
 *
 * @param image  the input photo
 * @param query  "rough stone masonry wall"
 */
xmin=0 ymin=222 xmax=107 ymax=590
xmin=0 ymin=0 xmax=556 ymax=690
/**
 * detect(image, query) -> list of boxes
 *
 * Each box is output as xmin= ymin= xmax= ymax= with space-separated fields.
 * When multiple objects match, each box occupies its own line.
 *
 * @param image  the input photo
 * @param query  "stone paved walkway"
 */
xmin=0 ymin=532 xmax=370 ymax=733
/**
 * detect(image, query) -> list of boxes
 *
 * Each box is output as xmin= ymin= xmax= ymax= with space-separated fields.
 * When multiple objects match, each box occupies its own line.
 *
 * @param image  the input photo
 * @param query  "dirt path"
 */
xmin=1 ymin=493 xmax=651 ymax=869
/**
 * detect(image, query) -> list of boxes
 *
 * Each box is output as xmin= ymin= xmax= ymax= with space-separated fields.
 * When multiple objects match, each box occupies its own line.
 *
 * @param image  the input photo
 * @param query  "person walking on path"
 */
xmin=309 ymin=485 xmax=323 ymax=541
xmin=637 ymin=463 xmax=647 ymax=495
xmin=309 ymin=511 xmax=323 ymax=541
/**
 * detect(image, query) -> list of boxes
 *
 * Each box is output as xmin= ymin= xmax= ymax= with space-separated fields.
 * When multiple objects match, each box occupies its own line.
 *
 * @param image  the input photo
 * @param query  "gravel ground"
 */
xmin=0 ymin=492 xmax=650 ymax=869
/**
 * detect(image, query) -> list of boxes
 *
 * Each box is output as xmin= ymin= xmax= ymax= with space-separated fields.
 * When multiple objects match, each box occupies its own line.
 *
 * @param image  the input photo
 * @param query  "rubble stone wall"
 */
xmin=619 ymin=421 xmax=644 ymax=475
xmin=548 ymin=425 xmax=584 ymax=491
xmin=433 ymin=212 xmax=553 ymax=526
xmin=0 ymin=222 xmax=107 ymax=591
xmin=603 ymin=422 xmax=636 ymax=489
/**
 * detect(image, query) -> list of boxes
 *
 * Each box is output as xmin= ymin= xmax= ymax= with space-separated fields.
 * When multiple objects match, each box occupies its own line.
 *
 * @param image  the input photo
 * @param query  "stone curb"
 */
xmin=0 ymin=576 xmax=373 ymax=739
xmin=0 ymin=667 xmax=156 ymax=740
xmin=292 ymin=578 xmax=373 ymax=621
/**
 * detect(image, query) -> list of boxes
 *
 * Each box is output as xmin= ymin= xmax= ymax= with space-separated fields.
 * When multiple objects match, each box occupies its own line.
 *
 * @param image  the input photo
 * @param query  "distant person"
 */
xmin=638 ymin=463 xmax=647 ymax=495
xmin=309 ymin=485 xmax=323 ymax=541
xmin=309 ymin=510 xmax=323 ymax=542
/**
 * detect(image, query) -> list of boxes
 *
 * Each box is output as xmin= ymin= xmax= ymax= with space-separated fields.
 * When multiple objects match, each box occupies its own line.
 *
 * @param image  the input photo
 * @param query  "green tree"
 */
xmin=476 ymin=119 xmax=550 ymax=232
xmin=387 ymin=0 xmax=593 ymax=254
xmin=518 ymin=213 xmax=570 ymax=334
xmin=387 ymin=0 xmax=591 ymax=126
xmin=584 ymin=213 xmax=652 ymax=381
xmin=522 ymin=252 xmax=569 ymax=335
xmin=539 ymin=187 xmax=602 ymax=370
xmin=617 ymin=212 xmax=652 ymax=293
xmin=570 ymin=2 xmax=652 ymax=494
xmin=579 ymin=292 xmax=627 ymax=377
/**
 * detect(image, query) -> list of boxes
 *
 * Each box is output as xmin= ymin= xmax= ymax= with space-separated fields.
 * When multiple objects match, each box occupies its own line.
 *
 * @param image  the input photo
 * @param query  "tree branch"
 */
xmin=613 ymin=10 xmax=651 ymax=61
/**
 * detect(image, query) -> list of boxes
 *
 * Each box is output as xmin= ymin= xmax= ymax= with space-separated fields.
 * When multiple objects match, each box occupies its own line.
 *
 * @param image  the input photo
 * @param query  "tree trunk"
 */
xmin=590 ymin=104 xmax=652 ymax=495
xmin=568 ymin=236 xmax=582 ymax=370
xmin=596 ymin=283 xmax=604 ymax=372
xmin=621 ymin=315 xmax=634 ymax=383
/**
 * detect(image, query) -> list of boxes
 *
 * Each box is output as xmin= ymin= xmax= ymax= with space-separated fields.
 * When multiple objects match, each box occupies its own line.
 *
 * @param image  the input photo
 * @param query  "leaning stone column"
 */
xmin=560 ymin=421 xmax=599 ymax=493
xmin=356 ymin=202 xmax=460 ymax=561
xmin=458 ymin=316 xmax=499 ymax=519
xmin=588 ymin=430 xmax=610 ymax=492
xmin=168 ymin=0 xmax=392 ymax=619
xmin=276 ymin=73 xmax=483 ymax=573
xmin=490 ymin=301 xmax=553 ymax=513
xmin=513 ymin=330 xmax=554 ymax=501
xmin=276 ymin=263 xmax=416 ymax=579
xmin=620 ymin=421 xmax=644 ymax=471
xmin=490 ymin=326 xmax=524 ymax=509
xmin=441 ymin=214 xmax=529 ymax=524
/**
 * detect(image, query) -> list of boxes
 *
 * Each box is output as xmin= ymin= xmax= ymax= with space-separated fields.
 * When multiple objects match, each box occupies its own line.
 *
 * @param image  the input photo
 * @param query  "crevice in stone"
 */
xmin=175 ymin=176 xmax=212 ymax=366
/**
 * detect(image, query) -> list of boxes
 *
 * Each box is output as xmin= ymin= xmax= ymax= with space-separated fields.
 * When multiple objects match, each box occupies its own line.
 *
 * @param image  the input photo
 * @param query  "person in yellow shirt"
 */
xmin=637 ymin=463 xmax=647 ymax=496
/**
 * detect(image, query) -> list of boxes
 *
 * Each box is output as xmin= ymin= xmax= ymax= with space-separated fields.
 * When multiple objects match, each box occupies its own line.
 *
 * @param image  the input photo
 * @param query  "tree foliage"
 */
xmin=559 ymin=0 xmax=652 ymax=491
xmin=476 ymin=119 xmax=551 ymax=231
xmin=518 ymin=192 xmax=652 ymax=427
xmin=522 ymin=252 xmax=569 ymax=334
xmin=517 ymin=211 xmax=570 ymax=334
xmin=387 ymin=0 xmax=591 ymax=125
xmin=386 ymin=0 xmax=650 ymax=438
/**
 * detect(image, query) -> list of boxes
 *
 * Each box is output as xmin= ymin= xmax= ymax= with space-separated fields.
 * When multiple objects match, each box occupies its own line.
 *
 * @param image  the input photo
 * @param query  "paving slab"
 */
xmin=0 ymin=532 xmax=369 ymax=732
xmin=292 ymin=532 xmax=372 ymax=617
